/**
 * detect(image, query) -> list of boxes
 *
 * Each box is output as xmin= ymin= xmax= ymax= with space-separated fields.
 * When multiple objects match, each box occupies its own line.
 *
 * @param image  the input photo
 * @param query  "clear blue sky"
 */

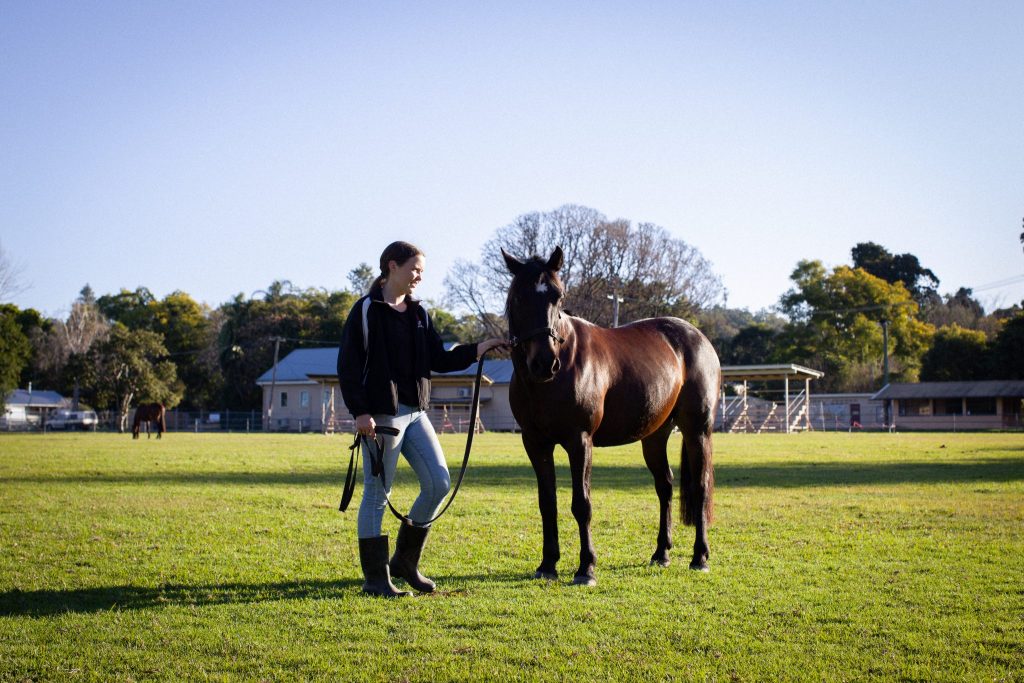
xmin=3 ymin=1 xmax=1023 ymax=318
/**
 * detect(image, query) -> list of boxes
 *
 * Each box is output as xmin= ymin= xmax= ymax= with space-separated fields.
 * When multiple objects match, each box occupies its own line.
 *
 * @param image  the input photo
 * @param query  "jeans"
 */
xmin=357 ymin=404 xmax=451 ymax=537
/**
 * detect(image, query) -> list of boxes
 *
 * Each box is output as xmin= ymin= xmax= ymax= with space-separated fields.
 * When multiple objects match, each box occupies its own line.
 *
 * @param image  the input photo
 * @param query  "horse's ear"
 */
xmin=546 ymin=246 xmax=564 ymax=272
xmin=502 ymin=248 xmax=525 ymax=275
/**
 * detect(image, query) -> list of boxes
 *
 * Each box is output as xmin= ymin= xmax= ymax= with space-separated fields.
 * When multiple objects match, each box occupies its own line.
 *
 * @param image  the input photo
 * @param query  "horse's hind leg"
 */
xmin=677 ymin=409 xmax=714 ymax=571
xmin=565 ymin=434 xmax=597 ymax=586
xmin=641 ymin=424 xmax=674 ymax=567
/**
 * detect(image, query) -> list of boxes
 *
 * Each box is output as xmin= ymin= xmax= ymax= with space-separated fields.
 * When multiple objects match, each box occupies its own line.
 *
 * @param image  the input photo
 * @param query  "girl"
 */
xmin=338 ymin=241 xmax=506 ymax=597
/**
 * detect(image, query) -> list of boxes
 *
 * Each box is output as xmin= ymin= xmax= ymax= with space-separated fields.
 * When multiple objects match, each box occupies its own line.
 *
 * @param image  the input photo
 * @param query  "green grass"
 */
xmin=1 ymin=431 xmax=1021 ymax=682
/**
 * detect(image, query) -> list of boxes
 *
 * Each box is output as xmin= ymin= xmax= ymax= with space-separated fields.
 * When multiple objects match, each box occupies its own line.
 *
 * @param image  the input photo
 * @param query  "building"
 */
xmin=872 ymin=381 xmax=1024 ymax=430
xmin=259 ymin=351 xmax=862 ymax=434
xmin=717 ymin=364 xmax=825 ymax=433
xmin=255 ymin=347 xmax=516 ymax=432
xmin=2 ymin=388 xmax=68 ymax=430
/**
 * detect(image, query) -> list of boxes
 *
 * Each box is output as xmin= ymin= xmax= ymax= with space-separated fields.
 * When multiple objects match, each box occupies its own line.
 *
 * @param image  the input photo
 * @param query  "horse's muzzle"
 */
xmin=528 ymin=356 xmax=561 ymax=382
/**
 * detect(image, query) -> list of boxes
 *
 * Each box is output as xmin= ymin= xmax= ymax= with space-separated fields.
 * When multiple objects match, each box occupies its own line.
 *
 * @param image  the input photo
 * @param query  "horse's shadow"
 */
xmin=0 ymin=571 xmax=538 ymax=617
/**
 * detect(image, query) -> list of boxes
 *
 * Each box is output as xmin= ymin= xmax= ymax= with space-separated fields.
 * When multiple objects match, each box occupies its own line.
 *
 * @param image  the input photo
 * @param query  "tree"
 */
xmin=213 ymin=284 xmax=358 ymax=409
xmin=347 ymin=263 xmax=376 ymax=295
xmin=24 ymin=289 xmax=111 ymax=405
xmin=444 ymin=205 xmax=725 ymax=331
xmin=3 ymin=307 xmax=49 ymax=390
xmin=779 ymin=260 xmax=934 ymax=392
xmin=851 ymin=242 xmax=939 ymax=304
xmin=97 ymin=287 xmax=158 ymax=330
xmin=919 ymin=325 xmax=990 ymax=381
xmin=920 ymin=287 xmax=986 ymax=330
xmin=88 ymin=324 xmax=182 ymax=432
xmin=0 ymin=241 xmax=26 ymax=302
xmin=0 ymin=305 xmax=32 ymax=409
xmin=697 ymin=306 xmax=786 ymax=362
xmin=151 ymin=291 xmax=220 ymax=410
xmin=721 ymin=324 xmax=784 ymax=366
xmin=989 ymin=313 xmax=1024 ymax=379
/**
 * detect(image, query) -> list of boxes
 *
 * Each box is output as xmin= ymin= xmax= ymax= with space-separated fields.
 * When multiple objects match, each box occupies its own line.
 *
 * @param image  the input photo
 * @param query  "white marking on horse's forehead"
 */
xmin=535 ymin=279 xmax=549 ymax=293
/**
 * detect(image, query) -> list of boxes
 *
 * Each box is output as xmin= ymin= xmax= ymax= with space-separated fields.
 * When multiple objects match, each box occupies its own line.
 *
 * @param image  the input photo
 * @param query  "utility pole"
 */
xmin=266 ymin=336 xmax=283 ymax=431
xmin=880 ymin=319 xmax=891 ymax=427
xmin=607 ymin=291 xmax=624 ymax=327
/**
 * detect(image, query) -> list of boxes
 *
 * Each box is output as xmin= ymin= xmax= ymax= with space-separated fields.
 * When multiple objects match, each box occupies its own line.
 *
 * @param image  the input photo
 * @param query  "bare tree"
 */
xmin=30 ymin=289 xmax=111 ymax=404
xmin=0 ymin=241 xmax=26 ymax=302
xmin=444 ymin=204 xmax=726 ymax=329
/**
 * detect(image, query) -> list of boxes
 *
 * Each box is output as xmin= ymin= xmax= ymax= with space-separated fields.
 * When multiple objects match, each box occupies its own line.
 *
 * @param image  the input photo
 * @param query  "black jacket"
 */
xmin=338 ymin=291 xmax=478 ymax=417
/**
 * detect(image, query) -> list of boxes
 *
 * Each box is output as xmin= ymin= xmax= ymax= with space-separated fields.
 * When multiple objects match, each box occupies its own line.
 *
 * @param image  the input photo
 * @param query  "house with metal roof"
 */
xmin=872 ymin=381 xmax=1024 ymax=430
xmin=255 ymin=347 xmax=516 ymax=432
xmin=2 ymin=388 xmax=69 ymax=430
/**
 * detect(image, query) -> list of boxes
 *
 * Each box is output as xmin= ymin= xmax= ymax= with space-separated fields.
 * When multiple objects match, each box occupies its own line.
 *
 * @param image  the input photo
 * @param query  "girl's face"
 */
xmin=388 ymin=254 xmax=425 ymax=296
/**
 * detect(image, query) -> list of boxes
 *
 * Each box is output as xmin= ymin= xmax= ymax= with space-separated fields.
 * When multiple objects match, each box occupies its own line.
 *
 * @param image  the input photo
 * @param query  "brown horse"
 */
xmin=503 ymin=247 xmax=720 ymax=585
xmin=132 ymin=403 xmax=166 ymax=439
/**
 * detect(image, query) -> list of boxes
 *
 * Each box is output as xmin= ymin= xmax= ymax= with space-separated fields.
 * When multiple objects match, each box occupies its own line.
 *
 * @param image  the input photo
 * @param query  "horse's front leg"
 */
xmin=565 ymin=433 xmax=597 ymax=586
xmin=523 ymin=432 xmax=559 ymax=580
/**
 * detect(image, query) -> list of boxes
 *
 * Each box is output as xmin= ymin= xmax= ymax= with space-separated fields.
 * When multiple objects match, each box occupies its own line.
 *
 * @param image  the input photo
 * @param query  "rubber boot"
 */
xmin=358 ymin=536 xmax=411 ymax=598
xmin=389 ymin=524 xmax=436 ymax=593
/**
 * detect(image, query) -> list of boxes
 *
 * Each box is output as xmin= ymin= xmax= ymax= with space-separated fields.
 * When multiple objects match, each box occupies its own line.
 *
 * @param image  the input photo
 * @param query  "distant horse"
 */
xmin=132 ymin=403 xmax=166 ymax=439
xmin=503 ymin=247 xmax=721 ymax=585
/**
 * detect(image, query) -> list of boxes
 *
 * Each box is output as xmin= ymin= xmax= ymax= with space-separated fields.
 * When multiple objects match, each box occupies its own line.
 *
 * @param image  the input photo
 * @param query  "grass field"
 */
xmin=0 ymin=431 xmax=1021 ymax=682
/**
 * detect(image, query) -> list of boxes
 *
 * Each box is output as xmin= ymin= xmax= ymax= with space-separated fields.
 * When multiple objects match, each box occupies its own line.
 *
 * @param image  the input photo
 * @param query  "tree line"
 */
xmin=1 ymin=205 xmax=1022 ymax=419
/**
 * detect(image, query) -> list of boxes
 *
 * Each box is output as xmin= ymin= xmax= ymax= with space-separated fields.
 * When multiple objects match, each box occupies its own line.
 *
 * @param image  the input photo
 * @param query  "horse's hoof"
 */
xmin=534 ymin=570 xmax=558 ymax=581
xmin=571 ymin=575 xmax=597 ymax=587
xmin=650 ymin=557 xmax=671 ymax=568
xmin=689 ymin=561 xmax=710 ymax=572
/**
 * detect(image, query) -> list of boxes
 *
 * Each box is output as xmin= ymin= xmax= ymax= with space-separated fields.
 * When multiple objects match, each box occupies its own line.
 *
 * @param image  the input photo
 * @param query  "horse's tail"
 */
xmin=680 ymin=405 xmax=715 ymax=526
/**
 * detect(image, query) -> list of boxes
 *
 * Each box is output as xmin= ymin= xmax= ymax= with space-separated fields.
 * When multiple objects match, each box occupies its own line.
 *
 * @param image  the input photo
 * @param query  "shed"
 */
xmin=872 ymin=381 xmax=1024 ymax=430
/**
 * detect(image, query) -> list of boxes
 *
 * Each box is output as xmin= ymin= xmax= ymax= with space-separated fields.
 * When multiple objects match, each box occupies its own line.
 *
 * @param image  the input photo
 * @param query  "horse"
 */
xmin=132 ymin=403 xmax=166 ymax=439
xmin=502 ymin=246 xmax=721 ymax=585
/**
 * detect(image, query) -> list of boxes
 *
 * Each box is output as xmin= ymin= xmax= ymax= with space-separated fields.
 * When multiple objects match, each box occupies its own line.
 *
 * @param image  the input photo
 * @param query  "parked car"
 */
xmin=48 ymin=409 xmax=99 ymax=431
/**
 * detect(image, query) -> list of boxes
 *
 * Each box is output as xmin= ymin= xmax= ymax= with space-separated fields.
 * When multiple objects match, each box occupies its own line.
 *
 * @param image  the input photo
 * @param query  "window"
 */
xmin=280 ymin=392 xmax=288 ymax=408
xmin=898 ymin=399 xmax=931 ymax=417
xmin=966 ymin=397 xmax=996 ymax=416
xmin=322 ymin=390 xmax=333 ymax=407
xmin=934 ymin=399 xmax=963 ymax=416
xmin=300 ymin=391 xmax=310 ymax=408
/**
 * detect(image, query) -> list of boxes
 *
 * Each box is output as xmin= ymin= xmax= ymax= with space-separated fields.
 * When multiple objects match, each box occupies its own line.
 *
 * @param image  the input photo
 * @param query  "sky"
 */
xmin=3 ymin=1 xmax=1023 ymax=320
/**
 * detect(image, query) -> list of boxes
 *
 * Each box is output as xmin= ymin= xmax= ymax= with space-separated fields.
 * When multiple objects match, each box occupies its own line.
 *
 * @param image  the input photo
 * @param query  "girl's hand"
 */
xmin=476 ymin=338 xmax=510 ymax=357
xmin=355 ymin=414 xmax=376 ymax=437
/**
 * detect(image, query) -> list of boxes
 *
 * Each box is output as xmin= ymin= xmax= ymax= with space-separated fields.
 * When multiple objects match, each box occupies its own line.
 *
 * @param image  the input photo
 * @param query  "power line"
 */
xmin=969 ymin=274 xmax=1024 ymax=293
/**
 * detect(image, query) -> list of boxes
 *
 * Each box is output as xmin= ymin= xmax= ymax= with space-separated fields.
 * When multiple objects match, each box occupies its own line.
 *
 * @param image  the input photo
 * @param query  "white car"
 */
xmin=48 ymin=409 xmax=99 ymax=431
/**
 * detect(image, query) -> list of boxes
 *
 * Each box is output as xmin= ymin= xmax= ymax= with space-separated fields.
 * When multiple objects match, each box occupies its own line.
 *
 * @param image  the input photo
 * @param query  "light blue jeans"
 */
xmin=357 ymin=404 xmax=451 ymax=537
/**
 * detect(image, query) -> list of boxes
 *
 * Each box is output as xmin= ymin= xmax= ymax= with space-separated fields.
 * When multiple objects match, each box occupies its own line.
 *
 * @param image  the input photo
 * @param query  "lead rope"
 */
xmin=339 ymin=350 xmax=490 ymax=527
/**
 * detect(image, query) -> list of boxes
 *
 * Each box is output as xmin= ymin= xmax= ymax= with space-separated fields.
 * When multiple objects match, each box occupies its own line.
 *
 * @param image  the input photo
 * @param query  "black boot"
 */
xmin=358 ymin=536 xmax=411 ymax=598
xmin=389 ymin=524 xmax=435 ymax=593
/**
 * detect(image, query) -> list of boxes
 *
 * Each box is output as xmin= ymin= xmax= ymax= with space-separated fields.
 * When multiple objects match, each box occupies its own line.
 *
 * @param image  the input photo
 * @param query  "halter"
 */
xmin=509 ymin=322 xmax=565 ymax=348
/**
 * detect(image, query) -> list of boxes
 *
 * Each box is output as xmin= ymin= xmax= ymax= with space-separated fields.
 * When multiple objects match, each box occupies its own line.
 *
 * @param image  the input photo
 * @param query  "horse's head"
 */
xmin=502 ymin=246 xmax=566 ymax=382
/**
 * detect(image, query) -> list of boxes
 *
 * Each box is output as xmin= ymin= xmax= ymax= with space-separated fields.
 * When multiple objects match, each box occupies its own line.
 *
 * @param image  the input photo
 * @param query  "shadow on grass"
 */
xmin=0 ymin=570 xmax=538 ymax=617
xmin=4 ymin=457 xmax=1023 ymax=490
